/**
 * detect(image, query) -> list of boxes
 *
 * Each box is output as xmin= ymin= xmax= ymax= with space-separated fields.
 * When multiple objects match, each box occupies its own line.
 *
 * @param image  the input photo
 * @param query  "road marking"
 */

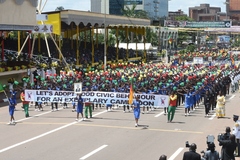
xmin=79 ymin=145 xmax=108 ymax=160
xmin=0 ymin=110 xmax=107 ymax=153
xmin=15 ymin=107 xmax=65 ymax=122
xmin=229 ymin=95 xmax=235 ymax=100
xmin=209 ymin=113 xmax=216 ymax=120
xmin=168 ymin=147 xmax=184 ymax=160
xmin=155 ymin=111 xmax=164 ymax=117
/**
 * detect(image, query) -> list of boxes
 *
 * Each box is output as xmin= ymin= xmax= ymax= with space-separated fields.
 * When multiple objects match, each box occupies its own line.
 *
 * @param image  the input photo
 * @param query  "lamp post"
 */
xmin=224 ymin=1 xmax=229 ymax=20
xmin=103 ymin=0 xmax=107 ymax=71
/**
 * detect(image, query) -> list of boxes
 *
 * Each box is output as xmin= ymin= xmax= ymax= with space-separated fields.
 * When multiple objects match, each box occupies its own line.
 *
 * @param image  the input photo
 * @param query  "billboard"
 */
xmin=164 ymin=20 xmax=232 ymax=28
xmin=217 ymin=35 xmax=231 ymax=43
xmin=124 ymin=0 xmax=143 ymax=5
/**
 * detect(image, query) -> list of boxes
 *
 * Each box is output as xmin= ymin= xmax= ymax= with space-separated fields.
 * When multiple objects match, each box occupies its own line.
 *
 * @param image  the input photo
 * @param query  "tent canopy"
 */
xmin=116 ymin=43 xmax=153 ymax=50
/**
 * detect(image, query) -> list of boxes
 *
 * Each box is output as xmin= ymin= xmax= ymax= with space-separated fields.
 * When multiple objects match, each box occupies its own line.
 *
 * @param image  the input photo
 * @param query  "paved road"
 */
xmin=0 ymin=92 xmax=240 ymax=160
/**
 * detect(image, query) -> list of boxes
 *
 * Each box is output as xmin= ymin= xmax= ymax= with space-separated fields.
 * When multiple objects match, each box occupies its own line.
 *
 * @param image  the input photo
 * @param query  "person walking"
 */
xmin=8 ymin=94 xmax=16 ymax=124
xmin=216 ymin=91 xmax=226 ymax=118
xmin=84 ymin=99 xmax=92 ymax=119
xmin=76 ymin=94 xmax=84 ymax=121
xmin=168 ymin=91 xmax=177 ymax=123
xmin=20 ymin=90 xmax=30 ymax=118
xmin=204 ymin=90 xmax=211 ymax=117
xmin=132 ymin=96 xmax=141 ymax=127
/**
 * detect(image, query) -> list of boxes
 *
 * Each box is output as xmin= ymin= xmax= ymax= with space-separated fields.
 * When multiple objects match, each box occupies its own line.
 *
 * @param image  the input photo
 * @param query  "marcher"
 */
xmin=218 ymin=134 xmax=237 ymax=160
xmin=20 ymin=90 xmax=30 ymax=118
xmin=232 ymin=115 xmax=240 ymax=157
xmin=182 ymin=143 xmax=201 ymax=160
xmin=8 ymin=94 xmax=16 ymax=124
xmin=76 ymin=94 xmax=84 ymax=121
xmin=216 ymin=91 xmax=226 ymax=118
xmin=132 ymin=96 xmax=141 ymax=127
xmin=204 ymin=90 xmax=211 ymax=117
xmin=168 ymin=91 xmax=177 ymax=123
xmin=84 ymin=100 xmax=92 ymax=119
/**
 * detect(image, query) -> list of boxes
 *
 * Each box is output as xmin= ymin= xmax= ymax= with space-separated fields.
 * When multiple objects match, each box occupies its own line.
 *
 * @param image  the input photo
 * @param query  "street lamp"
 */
xmin=224 ymin=1 xmax=229 ymax=20
xmin=103 ymin=0 xmax=107 ymax=71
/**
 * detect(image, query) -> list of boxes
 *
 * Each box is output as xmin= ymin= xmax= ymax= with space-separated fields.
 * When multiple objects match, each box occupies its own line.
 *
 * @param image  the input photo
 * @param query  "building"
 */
xmin=91 ymin=0 xmax=110 ymax=14
xmin=226 ymin=0 xmax=240 ymax=25
xmin=91 ymin=0 xmax=169 ymax=19
xmin=109 ymin=0 xmax=124 ymax=15
xmin=189 ymin=4 xmax=221 ymax=21
xmin=168 ymin=9 xmax=187 ymax=21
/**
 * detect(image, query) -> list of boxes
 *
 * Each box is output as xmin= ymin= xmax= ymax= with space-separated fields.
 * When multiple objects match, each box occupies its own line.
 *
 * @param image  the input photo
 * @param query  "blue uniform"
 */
xmin=11 ymin=91 xmax=17 ymax=105
xmin=133 ymin=100 xmax=140 ymax=119
xmin=9 ymin=98 xmax=15 ymax=116
xmin=184 ymin=93 xmax=192 ymax=109
xmin=77 ymin=97 xmax=83 ymax=113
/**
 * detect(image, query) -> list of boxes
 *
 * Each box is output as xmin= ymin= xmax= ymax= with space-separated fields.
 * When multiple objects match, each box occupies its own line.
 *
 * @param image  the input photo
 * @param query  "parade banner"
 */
xmin=25 ymin=90 xmax=169 ymax=108
xmin=164 ymin=20 xmax=231 ymax=28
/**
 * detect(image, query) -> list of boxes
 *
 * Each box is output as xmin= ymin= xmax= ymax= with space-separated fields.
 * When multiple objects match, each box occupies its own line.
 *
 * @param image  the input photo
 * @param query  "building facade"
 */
xmin=226 ymin=0 xmax=240 ymax=25
xmin=109 ymin=0 xmax=124 ymax=15
xmin=91 ymin=0 xmax=110 ymax=14
xmin=91 ymin=0 xmax=169 ymax=19
xmin=189 ymin=4 xmax=221 ymax=21
xmin=0 ymin=0 xmax=37 ymax=30
xmin=168 ymin=9 xmax=187 ymax=21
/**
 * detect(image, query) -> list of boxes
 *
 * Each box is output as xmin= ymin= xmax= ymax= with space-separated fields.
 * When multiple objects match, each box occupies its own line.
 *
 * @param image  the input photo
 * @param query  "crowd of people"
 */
xmin=3 ymin=47 xmax=240 ymax=159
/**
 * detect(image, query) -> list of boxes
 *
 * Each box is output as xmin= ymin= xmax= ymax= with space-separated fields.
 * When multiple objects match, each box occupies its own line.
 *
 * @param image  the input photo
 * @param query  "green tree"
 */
xmin=177 ymin=31 xmax=188 ymax=46
xmin=122 ymin=4 xmax=148 ymax=19
xmin=55 ymin=6 xmax=64 ymax=11
xmin=145 ymin=27 xmax=158 ymax=46
xmin=175 ymin=16 xmax=193 ymax=21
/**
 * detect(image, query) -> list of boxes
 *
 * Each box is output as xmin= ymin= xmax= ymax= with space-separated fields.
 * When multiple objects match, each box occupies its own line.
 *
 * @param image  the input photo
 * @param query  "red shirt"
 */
xmin=169 ymin=95 xmax=177 ymax=107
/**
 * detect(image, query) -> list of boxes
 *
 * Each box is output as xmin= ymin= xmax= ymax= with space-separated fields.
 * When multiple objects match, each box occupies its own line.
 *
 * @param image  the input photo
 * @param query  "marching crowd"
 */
xmin=4 ymin=48 xmax=240 ymax=159
xmin=6 ymin=57 xmax=240 ymax=123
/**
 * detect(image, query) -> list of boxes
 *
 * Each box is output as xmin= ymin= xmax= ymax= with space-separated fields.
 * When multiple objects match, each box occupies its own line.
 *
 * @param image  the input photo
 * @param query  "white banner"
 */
xmin=193 ymin=57 xmax=203 ymax=64
xmin=25 ymin=90 xmax=169 ymax=108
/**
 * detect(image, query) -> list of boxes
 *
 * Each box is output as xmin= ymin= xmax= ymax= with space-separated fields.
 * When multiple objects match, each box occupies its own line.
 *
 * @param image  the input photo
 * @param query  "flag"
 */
xmin=230 ymin=52 xmax=235 ymax=66
xmin=0 ymin=83 xmax=4 ymax=92
xmin=129 ymin=79 xmax=134 ymax=104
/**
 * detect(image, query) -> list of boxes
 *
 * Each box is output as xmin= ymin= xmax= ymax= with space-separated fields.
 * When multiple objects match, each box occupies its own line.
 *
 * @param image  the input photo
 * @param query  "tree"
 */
xmin=122 ymin=4 xmax=148 ymax=19
xmin=177 ymin=31 xmax=188 ymax=46
xmin=145 ymin=27 xmax=158 ymax=46
xmin=55 ymin=6 xmax=64 ymax=11
xmin=175 ymin=16 xmax=193 ymax=21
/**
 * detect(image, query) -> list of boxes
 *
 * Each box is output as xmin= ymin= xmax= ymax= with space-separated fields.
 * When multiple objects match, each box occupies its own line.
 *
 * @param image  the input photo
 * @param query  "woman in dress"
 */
xmin=216 ymin=91 xmax=226 ymax=118
xmin=132 ymin=96 xmax=141 ymax=127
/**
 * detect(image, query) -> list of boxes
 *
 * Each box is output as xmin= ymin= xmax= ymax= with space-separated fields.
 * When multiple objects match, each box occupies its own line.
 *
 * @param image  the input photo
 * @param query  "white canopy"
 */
xmin=116 ymin=43 xmax=153 ymax=50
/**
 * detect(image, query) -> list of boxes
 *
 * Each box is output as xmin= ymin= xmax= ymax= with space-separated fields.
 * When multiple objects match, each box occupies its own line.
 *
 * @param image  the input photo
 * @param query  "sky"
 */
xmin=41 ymin=0 xmax=227 ymax=14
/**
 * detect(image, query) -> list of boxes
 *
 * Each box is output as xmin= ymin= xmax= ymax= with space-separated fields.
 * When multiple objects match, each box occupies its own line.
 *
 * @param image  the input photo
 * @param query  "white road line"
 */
xmin=168 ymin=147 xmax=184 ymax=160
xmin=79 ymin=145 xmax=108 ymax=160
xmin=15 ymin=107 xmax=64 ymax=123
xmin=155 ymin=111 xmax=164 ymax=117
xmin=209 ymin=113 xmax=216 ymax=120
xmin=229 ymin=95 xmax=235 ymax=100
xmin=0 ymin=110 xmax=107 ymax=153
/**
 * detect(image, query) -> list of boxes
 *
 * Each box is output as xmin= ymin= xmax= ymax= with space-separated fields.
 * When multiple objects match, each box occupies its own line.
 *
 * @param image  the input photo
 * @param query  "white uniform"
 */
xmin=233 ymin=120 xmax=240 ymax=139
